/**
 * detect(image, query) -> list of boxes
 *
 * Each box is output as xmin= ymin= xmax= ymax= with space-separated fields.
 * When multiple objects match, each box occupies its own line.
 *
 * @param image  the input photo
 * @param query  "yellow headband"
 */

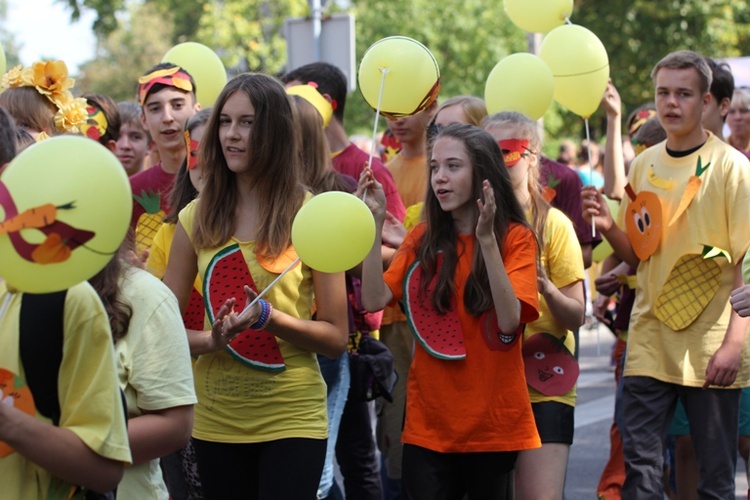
xmin=286 ymin=83 xmax=333 ymax=128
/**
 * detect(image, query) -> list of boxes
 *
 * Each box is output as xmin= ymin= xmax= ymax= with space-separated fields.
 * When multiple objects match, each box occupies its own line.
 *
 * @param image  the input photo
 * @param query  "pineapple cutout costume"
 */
xmin=133 ymin=188 xmax=165 ymax=254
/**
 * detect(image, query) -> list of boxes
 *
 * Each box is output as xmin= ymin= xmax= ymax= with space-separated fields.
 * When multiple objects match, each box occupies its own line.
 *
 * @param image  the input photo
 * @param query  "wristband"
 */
xmin=249 ymin=299 xmax=273 ymax=331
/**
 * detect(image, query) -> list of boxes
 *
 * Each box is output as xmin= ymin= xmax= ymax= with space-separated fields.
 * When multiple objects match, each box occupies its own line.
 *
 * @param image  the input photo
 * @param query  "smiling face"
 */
xmin=141 ymin=88 xmax=197 ymax=154
xmin=654 ymin=67 xmax=709 ymax=148
xmin=430 ymin=136 xmax=475 ymax=223
xmin=219 ymin=91 xmax=255 ymax=175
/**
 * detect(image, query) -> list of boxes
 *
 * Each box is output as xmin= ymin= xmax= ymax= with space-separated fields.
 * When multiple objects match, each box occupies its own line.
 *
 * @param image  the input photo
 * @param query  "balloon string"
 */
xmin=364 ymin=68 xmax=390 ymax=204
xmin=239 ymin=257 xmax=301 ymax=320
xmin=565 ymin=17 xmax=572 ymax=24
xmin=585 ymin=117 xmax=596 ymax=238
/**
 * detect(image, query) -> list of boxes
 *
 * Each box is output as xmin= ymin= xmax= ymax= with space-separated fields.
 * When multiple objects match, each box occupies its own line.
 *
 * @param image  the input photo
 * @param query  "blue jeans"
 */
xmin=317 ymin=353 xmax=350 ymax=499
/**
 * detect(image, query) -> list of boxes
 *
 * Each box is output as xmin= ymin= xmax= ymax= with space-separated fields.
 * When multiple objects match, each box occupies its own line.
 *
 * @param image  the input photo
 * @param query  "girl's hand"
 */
xmin=475 ymin=180 xmax=496 ymax=241
xmin=356 ymin=165 xmax=387 ymax=221
xmin=581 ymin=185 xmax=614 ymax=232
xmin=209 ymin=297 xmax=237 ymax=350
xmin=381 ymin=211 xmax=407 ymax=248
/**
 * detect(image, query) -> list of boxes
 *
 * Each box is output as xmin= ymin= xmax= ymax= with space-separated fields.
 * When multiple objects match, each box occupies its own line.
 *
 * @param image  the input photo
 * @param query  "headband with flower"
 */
xmin=0 ymin=60 xmax=88 ymax=136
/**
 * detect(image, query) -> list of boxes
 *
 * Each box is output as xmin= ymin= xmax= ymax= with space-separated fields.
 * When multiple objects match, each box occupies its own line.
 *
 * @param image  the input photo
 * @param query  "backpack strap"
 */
xmin=19 ymin=291 xmax=67 ymax=426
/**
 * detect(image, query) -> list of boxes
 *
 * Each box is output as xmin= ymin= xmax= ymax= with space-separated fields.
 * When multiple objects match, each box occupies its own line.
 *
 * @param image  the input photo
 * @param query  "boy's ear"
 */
xmin=105 ymin=140 xmax=117 ymax=153
xmin=719 ymin=97 xmax=731 ymax=119
xmin=193 ymin=96 xmax=201 ymax=112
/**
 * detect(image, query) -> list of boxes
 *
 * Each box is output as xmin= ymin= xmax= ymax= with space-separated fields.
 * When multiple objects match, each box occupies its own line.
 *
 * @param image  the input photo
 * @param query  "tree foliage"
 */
xmin=74 ymin=2 xmax=174 ymax=102
xmin=0 ymin=0 xmax=22 ymax=68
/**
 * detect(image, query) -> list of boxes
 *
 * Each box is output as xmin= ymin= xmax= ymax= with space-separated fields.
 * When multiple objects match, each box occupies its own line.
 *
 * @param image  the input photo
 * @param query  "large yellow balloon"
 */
xmin=504 ymin=0 xmax=574 ymax=33
xmin=485 ymin=53 xmax=554 ymax=120
xmin=540 ymin=24 xmax=609 ymax=118
xmin=358 ymin=36 xmax=440 ymax=118
xmin=291 ymin=192 xmax=375 ymax=273
xmin=0 ymin=136 xmax=131 ymax=292
xmin=163 ymin=42 xmax=227 ymax=107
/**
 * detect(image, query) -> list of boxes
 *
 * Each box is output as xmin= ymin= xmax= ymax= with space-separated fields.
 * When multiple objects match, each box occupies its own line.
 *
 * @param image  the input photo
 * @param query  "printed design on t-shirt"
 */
xmin=623 ymin=183 xmax=662 ymax=261
xmin=479 ymin=308 xmax=522 ymax=351
xmin=668 ymin=156 xmax=710 ymax=226
xmin=542 ymin=172 xmax=561 ymax=203
xmin=403 ymin=256 xmax=466 ymax=360
xmin=654 ymin=253 xmax=721 ymax=331
xmin=203 ymin=244 xmax=285 ymax=372
xmin=0 ymin=368 xmax=36 ymax=457
xmin=646 ymin=166 xmax=675 ymax=191
xmin=133 ymin=188 xmax=165 ymax=254
xmin=522 ymin=332 xmax=579 ymax=397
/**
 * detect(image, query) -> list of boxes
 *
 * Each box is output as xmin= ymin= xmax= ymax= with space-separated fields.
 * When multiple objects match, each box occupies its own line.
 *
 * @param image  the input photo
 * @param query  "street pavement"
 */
xmin=566 ymin=321 xmax=749 ymax=499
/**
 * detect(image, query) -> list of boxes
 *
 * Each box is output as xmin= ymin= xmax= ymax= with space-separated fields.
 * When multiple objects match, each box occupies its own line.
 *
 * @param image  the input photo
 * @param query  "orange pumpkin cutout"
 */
xmin=624 ymin=184 xmax=662 ymax=261
xmin=0 ymin=368 xmax=36 ymax=457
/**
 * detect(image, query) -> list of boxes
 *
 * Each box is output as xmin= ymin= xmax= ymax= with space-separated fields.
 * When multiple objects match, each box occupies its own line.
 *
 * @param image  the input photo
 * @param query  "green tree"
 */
xmin=74 ymin=2 xmax=175 ymax=102
xmin=0 ymin=0 xmax=22 ymax=68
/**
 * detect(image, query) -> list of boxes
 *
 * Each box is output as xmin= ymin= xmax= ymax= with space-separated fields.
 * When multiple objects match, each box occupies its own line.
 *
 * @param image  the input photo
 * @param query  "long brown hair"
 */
xmin=193 ymin=73 xmax=305 ymax=257
xmin=419 ymin=124 xmax=530 ymax=316
xmin=289 ymin=94 xmax=350 ymax=194
xmin=88 ymin=243 xmax=133 ymax=344
xmin=483 ymin=111 xmax=549 ymax=251
xmin=0 ymin=86 xmax=56 ymax=135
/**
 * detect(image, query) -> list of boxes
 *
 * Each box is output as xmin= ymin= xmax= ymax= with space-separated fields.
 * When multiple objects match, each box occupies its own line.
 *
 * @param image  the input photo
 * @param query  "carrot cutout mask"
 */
xmin=542 ymin=173 xmax=560 ymax=203
xmin=0 ymin=202 xmax=74 ymax=235
xmin=668 ymin=156 xmax=710 ymax=227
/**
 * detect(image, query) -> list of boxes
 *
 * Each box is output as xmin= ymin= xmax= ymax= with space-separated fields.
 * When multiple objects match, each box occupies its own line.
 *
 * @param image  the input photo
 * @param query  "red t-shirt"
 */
xmin=384 ymin=222 xmax=541 ymax=453
xmin=332 ymin=143 xmax=406 ymax=222
xmin=129 ymin=163 xmax=175 ymax=230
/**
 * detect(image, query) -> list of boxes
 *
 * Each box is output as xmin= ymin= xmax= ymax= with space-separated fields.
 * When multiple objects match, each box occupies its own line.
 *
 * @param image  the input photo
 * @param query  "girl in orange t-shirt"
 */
xmin=359 ymin=124 xmax=541 ymax=499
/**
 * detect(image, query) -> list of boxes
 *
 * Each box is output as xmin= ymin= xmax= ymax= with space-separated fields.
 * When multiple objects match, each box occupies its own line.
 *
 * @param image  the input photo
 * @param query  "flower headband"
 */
xmin=1 ymin=60 xmax=88 ymax=135
xmin=138 ymin=67 xmax=193 ymax=106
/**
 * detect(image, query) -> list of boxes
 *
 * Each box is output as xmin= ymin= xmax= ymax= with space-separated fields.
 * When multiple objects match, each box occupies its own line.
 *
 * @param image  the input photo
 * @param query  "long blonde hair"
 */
xmin=483 ymin=111 xmax=549 ymax=250
xmin=193 ymin=73 xmax=305 ymax=258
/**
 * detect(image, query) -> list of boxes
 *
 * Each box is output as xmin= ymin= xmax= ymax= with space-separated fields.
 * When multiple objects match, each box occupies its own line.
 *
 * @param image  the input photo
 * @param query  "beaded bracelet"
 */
xmin=249 ymin=299 xmax=273 ymax=331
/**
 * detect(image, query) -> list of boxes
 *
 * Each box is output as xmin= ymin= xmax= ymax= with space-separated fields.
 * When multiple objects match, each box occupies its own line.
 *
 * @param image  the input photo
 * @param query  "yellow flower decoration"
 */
xmin=1 ymin=60 xmax=86 ymax=134
xmin=54 ymin=97 xmax=88 ymax=133
xmin=1 ymin=66 xmax=24 ymax=90
xmin=22 ymin=61 xmax=74 ymax=102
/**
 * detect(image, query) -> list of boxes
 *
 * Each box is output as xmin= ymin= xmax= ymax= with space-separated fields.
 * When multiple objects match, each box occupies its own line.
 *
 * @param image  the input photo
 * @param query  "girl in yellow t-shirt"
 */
xmin=485 ymin=112 xmax=585 ymax=500
xmin=163 ymin=73 xmax=349 ymax=499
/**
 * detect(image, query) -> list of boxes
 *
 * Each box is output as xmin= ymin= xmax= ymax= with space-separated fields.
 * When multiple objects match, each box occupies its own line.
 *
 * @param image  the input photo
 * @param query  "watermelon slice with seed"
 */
xmin=183 ymin=287 xmax=206 ymax=330
xmin=203 ymin=244 xmax=285 ymax=372
xmin=403 ymin=258 xmax=466 ymax=360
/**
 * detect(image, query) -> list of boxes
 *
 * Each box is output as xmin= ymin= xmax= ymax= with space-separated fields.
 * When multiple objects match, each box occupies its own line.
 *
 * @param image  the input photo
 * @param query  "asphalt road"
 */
xmin=567 ymin=321 xmax=749 ymax=499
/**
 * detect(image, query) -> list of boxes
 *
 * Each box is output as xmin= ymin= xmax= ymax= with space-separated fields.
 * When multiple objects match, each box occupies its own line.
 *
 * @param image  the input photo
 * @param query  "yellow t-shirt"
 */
xmin=0 ymin=281 xmax=131 ymax=500
xmin=525 ymin=208 xmax=585 ymax=407
xmin=115 ymin=268 xmax=197 ymax=500
xmin=618 ymin=133 xmax=750 ymax=387
xmin=386 ymin=153 xmax=427 ymax=209
xmin=743 ymin=248 xmax=750 ymax=285
xmin=179 ymin=200 xmax=327 ymax=442
xmin=147 ymin=222 xmax=202 ymax=292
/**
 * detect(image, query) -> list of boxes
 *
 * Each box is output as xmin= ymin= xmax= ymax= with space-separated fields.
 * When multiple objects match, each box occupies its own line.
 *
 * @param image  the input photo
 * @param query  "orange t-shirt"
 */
xmin=384 ymin=222 xmax=541 ymax=453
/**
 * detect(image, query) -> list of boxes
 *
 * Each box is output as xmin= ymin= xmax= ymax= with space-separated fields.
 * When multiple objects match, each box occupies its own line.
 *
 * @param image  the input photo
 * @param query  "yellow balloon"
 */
xmin=504 ymin=0 xmax=574 ymax=33
xmin=358 ymin=36 xmax=440 ymax=118
xmin=0 ymin=136 xmax=132 ymax=293
xmin=163 ymin=42 xmax=227 ymax=107
xmin=485 ymin=53 xmax=554 ymax=120
xmin=291 ymin=192 xmax=376 ymax=273
xmin=540 ymin=24 xmax=609 ymax=118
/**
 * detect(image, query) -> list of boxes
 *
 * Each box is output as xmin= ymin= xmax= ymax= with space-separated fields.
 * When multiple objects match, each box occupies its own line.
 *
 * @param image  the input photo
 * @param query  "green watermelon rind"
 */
xmin=203 ymin=244 xmax=285 ymax=372
xmin=403 ymin=260 xmax=466 ymax=360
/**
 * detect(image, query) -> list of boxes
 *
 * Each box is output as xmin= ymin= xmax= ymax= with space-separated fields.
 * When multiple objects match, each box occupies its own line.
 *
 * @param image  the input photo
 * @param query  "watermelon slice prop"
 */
xmin=204 ymin=244 xmax=285 ymax=372
xmin=403 ymin=259 xmax=466 ymax=360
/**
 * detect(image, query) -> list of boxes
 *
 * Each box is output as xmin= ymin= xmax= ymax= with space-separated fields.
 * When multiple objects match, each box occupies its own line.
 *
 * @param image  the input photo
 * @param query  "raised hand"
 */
xmin=581 ymin=185 xmax=614 ymax=232
xmin=356 ymin=165 xmax=387 ymax=221
xmin=475 ymin=180 xmax=496 ymax=241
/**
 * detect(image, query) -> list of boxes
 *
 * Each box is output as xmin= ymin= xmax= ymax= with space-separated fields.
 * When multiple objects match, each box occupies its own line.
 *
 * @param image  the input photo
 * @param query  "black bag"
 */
xmin=348 ymin=334 xmax=398 ymax=403
xmin=20 ymin=291 xmax=124 ymax=500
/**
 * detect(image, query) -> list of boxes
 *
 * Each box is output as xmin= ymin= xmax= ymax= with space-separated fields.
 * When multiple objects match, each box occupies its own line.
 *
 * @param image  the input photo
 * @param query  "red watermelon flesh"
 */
xmin=203 ymin=244 xmax=285 ymax=372
xmin=480 ymin=309 xmax=522 ymax=351
xmin=403 ymin=259 xmax=466 ymax=360
xmin=182 ymin=287 xmax=205 ymax=330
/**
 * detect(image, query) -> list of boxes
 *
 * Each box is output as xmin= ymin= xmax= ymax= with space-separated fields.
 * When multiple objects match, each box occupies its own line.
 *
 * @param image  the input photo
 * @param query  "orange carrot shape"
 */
xmin=542 ymin=173 xmax=560 ymax=203
xmin=668 ymin=157 xmax=710 ymax=226
xmin=0 ymin=202 xmax=74 ymax=235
